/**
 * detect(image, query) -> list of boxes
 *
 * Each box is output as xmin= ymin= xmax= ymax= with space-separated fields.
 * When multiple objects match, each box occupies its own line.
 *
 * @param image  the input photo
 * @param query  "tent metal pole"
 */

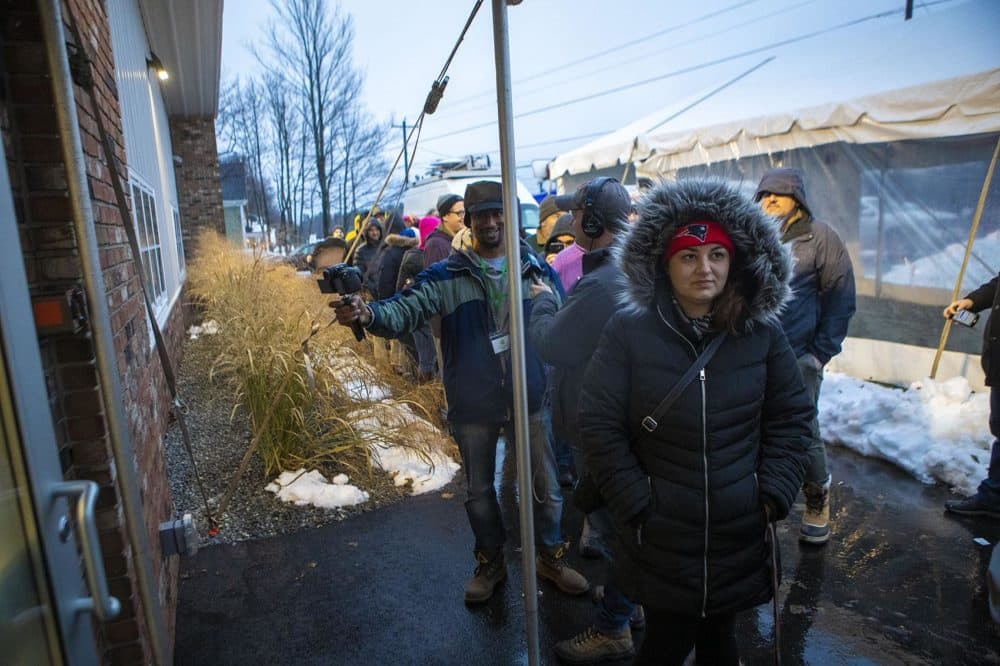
xmin=930 ymin=136 xmax=1000 ymax=378
xmin=491 ymin=2 xmax=540 ymax=664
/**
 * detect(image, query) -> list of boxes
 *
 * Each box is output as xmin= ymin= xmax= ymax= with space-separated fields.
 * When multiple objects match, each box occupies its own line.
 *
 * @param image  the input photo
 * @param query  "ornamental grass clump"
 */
xmin=185 ymin=231 xmax=448 ymax=482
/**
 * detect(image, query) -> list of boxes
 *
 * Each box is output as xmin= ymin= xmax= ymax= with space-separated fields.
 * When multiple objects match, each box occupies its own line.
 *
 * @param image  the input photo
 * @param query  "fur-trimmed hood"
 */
xmin=385 ymin=233 xmax=419 ymax=249
xmin=615 ymin=179 xmax=792 ymax=332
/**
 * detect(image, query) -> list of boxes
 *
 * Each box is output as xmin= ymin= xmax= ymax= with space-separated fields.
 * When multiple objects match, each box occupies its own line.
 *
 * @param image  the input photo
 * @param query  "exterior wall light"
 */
xmin=147 ymin=53 xmax=169 ymax=81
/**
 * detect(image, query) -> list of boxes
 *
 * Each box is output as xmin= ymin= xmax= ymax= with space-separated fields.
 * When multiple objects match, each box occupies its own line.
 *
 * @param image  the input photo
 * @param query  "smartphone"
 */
xmin=953 ymin=309 xmax=979 ymax=327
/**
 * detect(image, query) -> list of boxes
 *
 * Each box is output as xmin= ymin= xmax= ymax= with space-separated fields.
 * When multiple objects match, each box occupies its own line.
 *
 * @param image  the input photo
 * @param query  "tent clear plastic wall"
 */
xmin=549 ymin=2 xmax=1000 ymax=388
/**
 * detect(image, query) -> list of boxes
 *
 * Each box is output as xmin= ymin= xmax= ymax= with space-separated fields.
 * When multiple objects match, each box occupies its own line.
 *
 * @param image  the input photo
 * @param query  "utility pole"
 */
xmin=391 ymin=118 xmax=410 ymax=184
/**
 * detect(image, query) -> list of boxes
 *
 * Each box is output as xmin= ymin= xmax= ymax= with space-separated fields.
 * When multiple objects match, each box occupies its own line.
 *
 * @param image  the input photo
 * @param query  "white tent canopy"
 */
xmin=548 ymin=0 xmax=1000 ymax=180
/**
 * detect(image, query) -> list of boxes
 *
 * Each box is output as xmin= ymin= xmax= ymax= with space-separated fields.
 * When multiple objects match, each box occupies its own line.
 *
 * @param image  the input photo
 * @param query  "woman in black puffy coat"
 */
xmin=578 ymin=179 xmax=813 ymax=664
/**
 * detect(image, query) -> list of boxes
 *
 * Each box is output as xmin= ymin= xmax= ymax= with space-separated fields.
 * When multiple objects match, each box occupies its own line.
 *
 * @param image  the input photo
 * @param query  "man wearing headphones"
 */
xmin=529 ymin=177 xmax=643 ymax=662
xmin=332 ymin=180 xmax=589 ymax=605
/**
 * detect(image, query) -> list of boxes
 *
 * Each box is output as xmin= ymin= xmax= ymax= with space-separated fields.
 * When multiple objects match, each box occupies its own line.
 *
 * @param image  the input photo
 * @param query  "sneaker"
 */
xmin=554 ymin=626 xmax=634 ymax=663
xmin=945 ymin=496 xmax=1000 ymax=519
xmin=629 ymin=604 xmax=645 ymax=631
xmin=537 ymin=543 xmax=590 ymax=595
xmin=464 ymin=550 xmax=506 ymax=603
xmin=800 ymin=476 xmax=831 ymax=545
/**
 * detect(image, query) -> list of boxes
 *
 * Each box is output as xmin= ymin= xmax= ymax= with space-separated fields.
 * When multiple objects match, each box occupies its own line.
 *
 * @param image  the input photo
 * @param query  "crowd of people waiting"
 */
xmin=327 ymin=168 xmax=998 ymax=664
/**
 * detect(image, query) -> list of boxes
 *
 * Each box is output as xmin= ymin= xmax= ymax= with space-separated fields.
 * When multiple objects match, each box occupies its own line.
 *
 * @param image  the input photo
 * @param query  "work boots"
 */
xmin=800 ymin=475 xmax=832 ymax=544
xmin=464 ymin=550 xmax=506 ymax=603
xmin=553 ymin=626 xmax=635 ymax=663
xmin=536 ymin=542 xmax=590 ymax=595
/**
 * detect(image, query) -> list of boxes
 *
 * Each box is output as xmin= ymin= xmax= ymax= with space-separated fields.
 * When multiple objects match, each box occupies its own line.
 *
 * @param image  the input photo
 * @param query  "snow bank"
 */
xmin=347 ymin=401 xmax=460 ymax=494
xmin=265 ymin=469 xmax=369 ymax=508
xmin=819 ymin=372 xmax=991 ymax=495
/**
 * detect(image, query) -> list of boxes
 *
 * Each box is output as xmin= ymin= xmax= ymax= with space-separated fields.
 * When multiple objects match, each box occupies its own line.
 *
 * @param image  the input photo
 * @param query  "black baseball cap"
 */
xmin=464 ymin=181 xmax=505 ymax=215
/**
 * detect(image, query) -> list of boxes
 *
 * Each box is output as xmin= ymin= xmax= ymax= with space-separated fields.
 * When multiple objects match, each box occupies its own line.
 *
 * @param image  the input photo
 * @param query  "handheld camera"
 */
xmin=317 ymin=263 xmax=365 ymax=341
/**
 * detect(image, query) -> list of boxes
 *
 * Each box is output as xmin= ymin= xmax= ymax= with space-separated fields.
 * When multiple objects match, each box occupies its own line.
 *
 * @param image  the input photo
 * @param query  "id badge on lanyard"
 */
xmin=490 ymin=331 xmax=510 ymax=355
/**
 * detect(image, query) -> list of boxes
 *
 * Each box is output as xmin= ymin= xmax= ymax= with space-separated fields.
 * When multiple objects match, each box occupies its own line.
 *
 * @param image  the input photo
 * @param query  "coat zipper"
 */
xmin=656 ymin=305 xmax=711 ymax=617
xmin=700 ymin=366 xmax=708 ymax=618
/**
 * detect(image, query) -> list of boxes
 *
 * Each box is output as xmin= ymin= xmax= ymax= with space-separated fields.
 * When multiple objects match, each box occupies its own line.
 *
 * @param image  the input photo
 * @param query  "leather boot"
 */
xmin=536 ymin=542 xmax=589 ymax=595
xmin=800 ymin=475 xmax=831 ymax=544
xmin=464 ymin=550 xmax=506 ymax=603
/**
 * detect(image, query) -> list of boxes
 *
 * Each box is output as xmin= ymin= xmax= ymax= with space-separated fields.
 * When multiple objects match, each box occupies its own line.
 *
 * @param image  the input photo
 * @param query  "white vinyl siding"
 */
xmin=108 ymin=0 xmax=184 ymax=323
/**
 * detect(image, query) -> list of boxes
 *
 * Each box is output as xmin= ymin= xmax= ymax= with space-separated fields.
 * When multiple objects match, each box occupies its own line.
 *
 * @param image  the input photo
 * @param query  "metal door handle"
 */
xmin=52 ymin=480 xmax=121 ymax=622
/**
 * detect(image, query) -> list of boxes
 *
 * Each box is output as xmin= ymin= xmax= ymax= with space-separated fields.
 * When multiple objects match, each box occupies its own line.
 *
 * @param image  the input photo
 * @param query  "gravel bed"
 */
xmin=164 ymin=334 xmax=411 ymax=546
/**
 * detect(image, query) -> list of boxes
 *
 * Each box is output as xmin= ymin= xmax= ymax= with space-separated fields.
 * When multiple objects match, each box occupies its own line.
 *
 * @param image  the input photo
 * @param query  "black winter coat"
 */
xmin=396 ymin=245 xmax=425 ymax=293
xmin=579 ymin=179 xmax=812 ymax=618
xmin=371 ymin=233 xmax=418 ymax=301
xmin=529 ymin=247 xmax=624 ymax=441
xmin=965 ymin=273 xmax=999 ymax=386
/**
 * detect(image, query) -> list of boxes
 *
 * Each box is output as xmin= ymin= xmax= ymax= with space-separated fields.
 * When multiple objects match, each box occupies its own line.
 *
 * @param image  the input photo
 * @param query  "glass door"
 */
xmin=0 ymin=129 xmax=103 ymax=664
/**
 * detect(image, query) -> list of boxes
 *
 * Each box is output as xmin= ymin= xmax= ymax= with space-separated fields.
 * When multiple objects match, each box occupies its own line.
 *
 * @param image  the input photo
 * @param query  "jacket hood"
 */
xmin=385 ymin=233 xmax=419 ymax=249
xmin=615 ymin=179 xmax=792 ymax=332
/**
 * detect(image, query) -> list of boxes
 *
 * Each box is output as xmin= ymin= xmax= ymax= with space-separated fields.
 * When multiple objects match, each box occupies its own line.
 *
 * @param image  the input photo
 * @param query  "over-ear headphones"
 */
xmin=580 ymin=176 xmax=616 ymax=239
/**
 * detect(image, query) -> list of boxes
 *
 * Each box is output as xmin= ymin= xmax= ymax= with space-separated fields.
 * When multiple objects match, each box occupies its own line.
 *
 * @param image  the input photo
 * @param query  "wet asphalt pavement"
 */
xmin=174 ymin=444 xmax=1000 ymax=665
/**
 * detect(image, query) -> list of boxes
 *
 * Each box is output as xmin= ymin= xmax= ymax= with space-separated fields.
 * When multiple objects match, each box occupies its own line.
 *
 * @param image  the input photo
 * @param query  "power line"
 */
xmin=432 ymin=0 xmax=818 ymax=122
xmin=421 ymin=2 xmax=942 ymax=144
xmin=443 ymin=0 xmax=761 ymax=110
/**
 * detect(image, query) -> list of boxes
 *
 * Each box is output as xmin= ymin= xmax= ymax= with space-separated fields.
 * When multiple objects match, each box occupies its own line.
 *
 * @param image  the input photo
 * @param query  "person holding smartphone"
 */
xmin=944 ymin=272 xmax=1000 ymax=518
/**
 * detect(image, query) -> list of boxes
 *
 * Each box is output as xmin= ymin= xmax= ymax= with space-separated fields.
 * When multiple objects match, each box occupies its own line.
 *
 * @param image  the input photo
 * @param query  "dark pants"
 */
xmin=976 ymin=386 xmax=1000 ymax=505
xmin=635 ymin=610 xmax=738 ymax=665
xmin=797 ymin=354 xmax=828 ymax=485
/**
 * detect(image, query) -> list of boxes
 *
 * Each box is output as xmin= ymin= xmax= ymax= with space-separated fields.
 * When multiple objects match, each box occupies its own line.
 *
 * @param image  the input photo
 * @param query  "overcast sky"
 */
xmin=221 ymin=0 xmax=966 ymax=191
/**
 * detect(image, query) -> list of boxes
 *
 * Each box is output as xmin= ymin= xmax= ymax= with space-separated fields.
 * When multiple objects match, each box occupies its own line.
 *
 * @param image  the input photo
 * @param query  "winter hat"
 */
xmin=418 ymin=215 xmax=439 ymax=249
xmin=539 ymin=194 xmax=571 ymax=221
xmin=754 ymin=168 xmax=811 ymax=215
xmin=664 ymin=220 xmax=734 ymax=261
xmin=436 ymin=193 xmax=463 ymax=218
xmin=463 ymin=180 xmax=504 ymax=217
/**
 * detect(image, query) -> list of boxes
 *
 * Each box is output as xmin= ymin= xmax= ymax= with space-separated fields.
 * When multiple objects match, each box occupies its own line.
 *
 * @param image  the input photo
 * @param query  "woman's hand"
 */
xmin=943 ymin=298 xmax=974 ymax=319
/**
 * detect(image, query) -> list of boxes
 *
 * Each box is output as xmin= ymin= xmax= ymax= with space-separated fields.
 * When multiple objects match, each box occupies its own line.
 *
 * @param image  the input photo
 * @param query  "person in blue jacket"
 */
xmin=755 ymin=167 xmax=856 ymax=545
xmin=332 ymin=180 xmax=589 ymax=604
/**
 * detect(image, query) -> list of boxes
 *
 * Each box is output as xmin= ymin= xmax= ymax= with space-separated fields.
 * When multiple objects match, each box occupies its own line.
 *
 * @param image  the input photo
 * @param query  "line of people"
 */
xmin=333 ymin=168 xmax=858 ymax=664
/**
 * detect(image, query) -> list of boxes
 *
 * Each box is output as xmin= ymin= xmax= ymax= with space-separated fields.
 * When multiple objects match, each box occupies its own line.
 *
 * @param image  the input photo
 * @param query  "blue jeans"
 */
xmin=594 ymin=581 xmax=637 ymax=634
xmin=798 ymin=354 xmax=829 ymax=485
xmin=451 ymin=410 xmax=563 ymax=553
xmin=976 ymin=386 xmax=1000 ymax=505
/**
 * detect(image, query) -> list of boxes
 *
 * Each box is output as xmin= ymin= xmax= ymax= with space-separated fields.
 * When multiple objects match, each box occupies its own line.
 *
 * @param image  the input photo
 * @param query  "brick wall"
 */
xmin=2 ymin=0 xmax=182 ymax=663
xmin=170 ymin=116 xmax=224 ymax=262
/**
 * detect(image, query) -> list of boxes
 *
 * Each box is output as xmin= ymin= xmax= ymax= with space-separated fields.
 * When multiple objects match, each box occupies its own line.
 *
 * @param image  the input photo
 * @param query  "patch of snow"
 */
xmin=819 ymin=372 xmax=991 ymax=496
xmin=347 ymin=401 xmax=460 ymax=494
xmin=319 ymin=349 xmax=392 ymax=402
xmin=265 ymin=468 xmax=369 ymax=509
xmin=880 ymin=229 xmax=998 ymax=290
xmin=187 ymin=319 xmax=220 ymax=340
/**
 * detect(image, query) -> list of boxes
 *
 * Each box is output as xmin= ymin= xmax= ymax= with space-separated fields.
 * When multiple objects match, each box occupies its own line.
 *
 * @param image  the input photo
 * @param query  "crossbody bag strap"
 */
xmin=641 ymin=332 xmax=727 ymax=433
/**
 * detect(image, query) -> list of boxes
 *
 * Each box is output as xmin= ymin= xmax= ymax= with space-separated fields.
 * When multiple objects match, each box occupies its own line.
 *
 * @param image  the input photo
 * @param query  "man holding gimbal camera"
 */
xmin=944 ymin=271 xmax=1000 ymax=519
xmin=331 ymin=180 xmax=589 ymax=604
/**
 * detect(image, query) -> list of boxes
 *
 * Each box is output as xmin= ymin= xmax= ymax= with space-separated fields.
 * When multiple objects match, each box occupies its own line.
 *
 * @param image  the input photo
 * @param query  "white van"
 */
xmin=403 ymin=170 xmax=540 ymax=237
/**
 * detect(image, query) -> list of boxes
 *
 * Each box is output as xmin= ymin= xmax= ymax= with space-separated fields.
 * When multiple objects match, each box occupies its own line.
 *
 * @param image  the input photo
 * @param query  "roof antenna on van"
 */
xmin=423 ymin=76 xmax=449 ymax=115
